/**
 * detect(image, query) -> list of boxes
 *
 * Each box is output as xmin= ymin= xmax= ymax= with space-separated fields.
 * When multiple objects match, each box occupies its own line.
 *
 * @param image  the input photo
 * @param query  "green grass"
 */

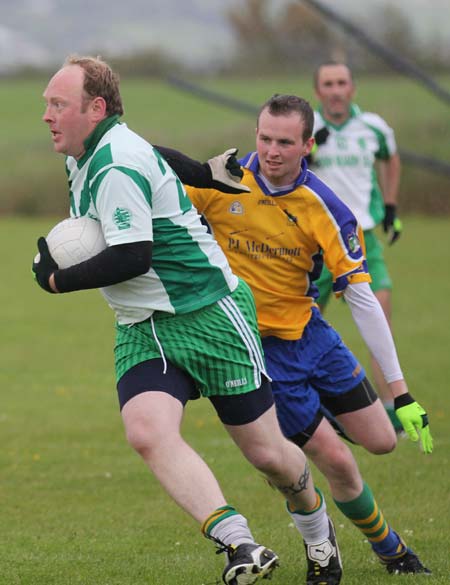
xmin=1 ymin=216 xmax=450 ymax=584
xmin=1 ymin=74 xmax=449 ymax=215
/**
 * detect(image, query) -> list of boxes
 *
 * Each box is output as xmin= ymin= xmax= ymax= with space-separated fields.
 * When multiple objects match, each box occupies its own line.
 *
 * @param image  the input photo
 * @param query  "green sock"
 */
xmin=334 ymin=482 xmax=404 ymax=558
xmin=384 ymin=403 xmax=404 ymax=432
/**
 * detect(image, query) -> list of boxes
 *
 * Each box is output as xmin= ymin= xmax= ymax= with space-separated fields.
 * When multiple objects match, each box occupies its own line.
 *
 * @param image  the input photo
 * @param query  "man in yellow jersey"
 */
xmin=186 ymin=94 xmax=432 ymax=580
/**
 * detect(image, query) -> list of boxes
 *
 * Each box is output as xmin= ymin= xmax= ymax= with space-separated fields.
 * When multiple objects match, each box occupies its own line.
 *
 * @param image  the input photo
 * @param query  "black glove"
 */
xmin=32 ymin=237 xmax=58 ymax=293
xmin=306 ymin=127 xmax=330 ymax=166
xmin=383 ymin=204 xmax=403 ymax=245
xmin=205 ymin=148 xmax=251 ymax=194
xmin=314 ymin=126 xmax=330 ymax=146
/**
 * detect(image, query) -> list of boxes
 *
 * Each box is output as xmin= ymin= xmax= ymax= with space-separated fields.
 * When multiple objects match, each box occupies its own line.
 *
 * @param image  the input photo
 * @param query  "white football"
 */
xmin=41 ymin=216 xmax=107 ymax=269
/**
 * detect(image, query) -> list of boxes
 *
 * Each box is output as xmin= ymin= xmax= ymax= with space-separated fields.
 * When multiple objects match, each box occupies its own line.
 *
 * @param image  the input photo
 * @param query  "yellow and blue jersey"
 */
xmin=186 ymin=154 xmax=370 ymax=340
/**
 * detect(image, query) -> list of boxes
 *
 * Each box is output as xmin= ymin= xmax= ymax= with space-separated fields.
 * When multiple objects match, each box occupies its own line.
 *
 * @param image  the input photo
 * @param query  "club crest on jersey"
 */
xmin=347 ymin=232 xmax=361 ymax=253
xmin=229 ymin=201 xmax=244 ymax=215
xmin=113 ymin=207 xmax=132 ymax=230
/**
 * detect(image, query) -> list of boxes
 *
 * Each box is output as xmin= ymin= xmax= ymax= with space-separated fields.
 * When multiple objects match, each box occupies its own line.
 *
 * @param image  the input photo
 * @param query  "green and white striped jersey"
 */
xmin=312 ymin=104 xmax=397 ymax=230
xmin=65 ymin=116 xmax=238 ymax=324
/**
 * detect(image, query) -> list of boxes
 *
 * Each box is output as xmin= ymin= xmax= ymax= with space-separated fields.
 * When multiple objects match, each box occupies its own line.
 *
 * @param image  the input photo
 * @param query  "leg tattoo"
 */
xmin=276 ymin=462 xmax=310 ymax=497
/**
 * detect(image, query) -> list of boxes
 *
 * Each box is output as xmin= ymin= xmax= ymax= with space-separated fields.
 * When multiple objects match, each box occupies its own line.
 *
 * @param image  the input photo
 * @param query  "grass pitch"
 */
xmin=1 ymin=215 xmax=449 ymax=584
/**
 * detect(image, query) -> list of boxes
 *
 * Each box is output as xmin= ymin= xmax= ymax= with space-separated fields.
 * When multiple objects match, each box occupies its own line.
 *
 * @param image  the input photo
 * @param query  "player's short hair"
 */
xmin=64 ymin=54 xmax=124 ymax=117
xmin=313 ymin=61 xmax=353 ymax=89
xmin=257 ymin=94 xmax=314 ymax=141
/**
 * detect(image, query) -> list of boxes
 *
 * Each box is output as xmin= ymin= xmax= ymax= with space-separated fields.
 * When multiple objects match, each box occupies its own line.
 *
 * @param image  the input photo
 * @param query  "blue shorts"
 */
xmin=262 ymin=308 xmax=366 ymax=439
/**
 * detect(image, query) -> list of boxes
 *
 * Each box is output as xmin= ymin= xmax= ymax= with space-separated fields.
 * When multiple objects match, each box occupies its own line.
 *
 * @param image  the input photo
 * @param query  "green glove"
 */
xmin=394 ymin=393 xmax=433 ymax=454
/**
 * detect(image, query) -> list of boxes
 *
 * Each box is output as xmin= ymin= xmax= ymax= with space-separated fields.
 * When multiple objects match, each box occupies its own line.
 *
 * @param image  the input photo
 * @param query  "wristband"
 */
xmin=394 ymin=392 xmax=415 ymax=409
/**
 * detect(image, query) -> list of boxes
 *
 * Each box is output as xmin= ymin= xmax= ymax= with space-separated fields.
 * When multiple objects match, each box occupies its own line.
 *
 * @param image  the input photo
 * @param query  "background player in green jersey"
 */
xmin=310 ymin=62 xmax=403 ymax=432
xmin=32 ymin=55 xmax=342 ymax=585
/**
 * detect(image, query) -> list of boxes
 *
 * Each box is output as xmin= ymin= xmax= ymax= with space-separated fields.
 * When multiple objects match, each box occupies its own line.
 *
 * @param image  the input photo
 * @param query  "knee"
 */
xmin=327 ymin=446 xmax=358 ymax=480
xmin=244 ymin=440 xmax=295 ymax=475
xmin=124 ymin=418 xmax=160 ymax=458
xmin=246 ymin=438 xmax=307 ymax=478
xmin=311 ymin=441 xmax=360 ymax=486
xmin=246 ymin=447 xmax=281 ymax=474
xmin=362 ymin=431 xmax=397 ymax=455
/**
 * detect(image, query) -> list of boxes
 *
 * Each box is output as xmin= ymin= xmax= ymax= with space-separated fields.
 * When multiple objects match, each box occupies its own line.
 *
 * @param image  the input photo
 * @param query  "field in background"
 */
xmin=1 ymin=215 xmax=449 ymax=584
xmin=0 ymin=74 xmax=449 ymax=215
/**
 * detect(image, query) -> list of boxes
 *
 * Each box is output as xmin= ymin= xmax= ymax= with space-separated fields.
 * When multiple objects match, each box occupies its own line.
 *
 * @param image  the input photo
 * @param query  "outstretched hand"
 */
xmin=394 ymin=394 xmax=433 ymax=454
xmin=206 ymin=148 xmax=251 ymax=194
xmin=32 ymin=237 xmax=58 ymax=293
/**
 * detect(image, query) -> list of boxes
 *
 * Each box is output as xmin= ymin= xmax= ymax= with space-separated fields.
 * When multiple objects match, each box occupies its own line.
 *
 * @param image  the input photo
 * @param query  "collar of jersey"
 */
xmin=318 ymin=103 xmax=361 ymax=131
xmin=76 ymin=115 xmax=121 ymax=168
xmin=239 ymin=152 xmax=308 ymax=197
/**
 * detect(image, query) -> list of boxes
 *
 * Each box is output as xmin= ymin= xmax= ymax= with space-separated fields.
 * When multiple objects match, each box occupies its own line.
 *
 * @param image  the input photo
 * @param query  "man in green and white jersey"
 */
xmin=32 ymin=55 xmax=342 ymax=585
xmin=310 ymin=62 xmax=403 ymax=432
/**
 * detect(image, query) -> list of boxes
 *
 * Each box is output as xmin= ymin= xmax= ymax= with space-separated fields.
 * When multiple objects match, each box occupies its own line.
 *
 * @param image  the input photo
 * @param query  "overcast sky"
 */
xmin=0 ymin=0 xmax=448 ymax=72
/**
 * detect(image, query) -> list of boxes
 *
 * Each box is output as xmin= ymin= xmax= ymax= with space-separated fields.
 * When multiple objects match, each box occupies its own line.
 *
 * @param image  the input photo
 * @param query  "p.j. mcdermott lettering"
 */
xmin=228 ymin=238 xmax=301 ymax=259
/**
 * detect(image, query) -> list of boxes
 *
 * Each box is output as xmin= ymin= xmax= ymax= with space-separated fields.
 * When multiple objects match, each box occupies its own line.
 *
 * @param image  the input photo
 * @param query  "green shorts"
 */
xmin=316 ymin=229 xmax=392 ymax=307
xmin=114 ymin=279 xmax=267 ymax=397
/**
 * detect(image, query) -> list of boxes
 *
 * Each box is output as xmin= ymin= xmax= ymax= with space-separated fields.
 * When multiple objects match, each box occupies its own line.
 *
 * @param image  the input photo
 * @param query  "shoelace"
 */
xmin=204 ymin=532 xmax=235 ymax=557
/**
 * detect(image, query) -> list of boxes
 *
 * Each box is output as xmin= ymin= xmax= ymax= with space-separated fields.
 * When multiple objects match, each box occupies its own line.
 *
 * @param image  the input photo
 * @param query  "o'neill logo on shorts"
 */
xmin=225 ymin=377 xmax=248 ymax=388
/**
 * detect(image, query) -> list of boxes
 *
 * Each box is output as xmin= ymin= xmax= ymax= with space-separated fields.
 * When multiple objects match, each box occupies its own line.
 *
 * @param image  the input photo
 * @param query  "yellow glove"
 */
xmin=395 ymin=393 xmax=433 ymax=454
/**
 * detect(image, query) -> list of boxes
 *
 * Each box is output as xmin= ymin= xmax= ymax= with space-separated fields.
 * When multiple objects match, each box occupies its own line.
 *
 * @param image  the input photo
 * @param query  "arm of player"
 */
xmin=378 ymin=153 xmax=402 ymax=244
xmin=343 ymin=281 xmax=433 ymax=453
xmin=379 ymin=152 xmax=401 ymax=207
xmin=155 ymin=146 xmax=250 ymax=194
xmin=344 ymin=281 xmax=402 ymax=383
xmin=33 ymin=237 xmax=152 ymax=293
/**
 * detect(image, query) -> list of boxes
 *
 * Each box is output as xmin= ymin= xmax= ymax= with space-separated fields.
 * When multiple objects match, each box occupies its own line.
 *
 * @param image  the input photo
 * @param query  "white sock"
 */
xmin=288 ymin=493 xmax=330 ymax=544
xmin=210 ymin=514 xmax=255 ymax=548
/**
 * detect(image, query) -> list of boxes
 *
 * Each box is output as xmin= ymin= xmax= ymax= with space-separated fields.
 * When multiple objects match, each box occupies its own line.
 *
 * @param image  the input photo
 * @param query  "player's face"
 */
xmin=256 ymin=108 xmax=313 ymax=186
xmin=315 ymin=64 xmax=355 ymax=122
xmin=42 ymin=65 xmax=97 ymax=159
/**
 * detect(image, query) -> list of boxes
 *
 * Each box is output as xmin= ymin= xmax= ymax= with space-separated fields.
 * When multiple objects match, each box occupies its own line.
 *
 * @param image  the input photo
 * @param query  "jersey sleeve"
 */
xmin=362 ymin=112 xmax=397 ymax=160
xmin=306 ymin=180 xmax=371 ymax=297
xmin=312 ymin=110 xmax=325 ymax=134
xmin=94 ymin=167 xmax=154 ymax=246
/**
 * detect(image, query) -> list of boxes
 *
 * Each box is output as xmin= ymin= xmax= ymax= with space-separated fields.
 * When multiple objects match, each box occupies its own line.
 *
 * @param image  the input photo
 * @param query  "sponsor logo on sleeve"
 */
xmin=347 ymin=232 xmax=361 ymax=253
xmin=113 ymin=207 xmax=132 ymax=230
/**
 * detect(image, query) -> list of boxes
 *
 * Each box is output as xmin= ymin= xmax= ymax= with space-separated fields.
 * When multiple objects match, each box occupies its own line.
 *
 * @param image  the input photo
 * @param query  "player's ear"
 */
xmin=303 ymin=136 xmax=315 ymax=157
xmin=91 ymin=96 xmax=107 ymax=121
